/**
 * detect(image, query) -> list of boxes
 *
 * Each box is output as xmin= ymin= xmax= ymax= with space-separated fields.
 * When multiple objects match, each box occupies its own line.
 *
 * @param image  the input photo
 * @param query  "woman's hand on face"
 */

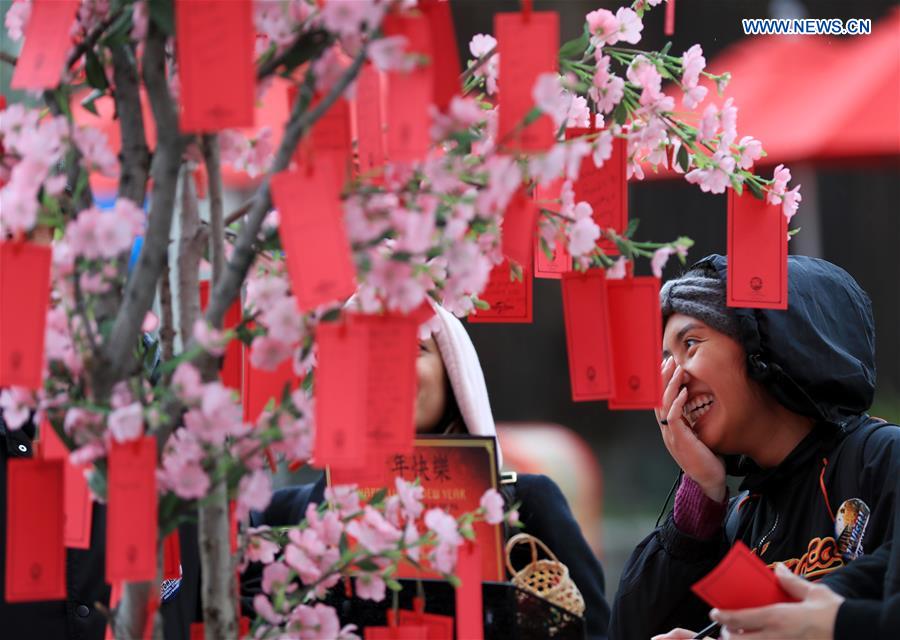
xmin=712 ymin=564 xmax=843 ymax=640
xmin=655 ymin=357 xmax=727 ymax=502
xmin=651 ymin=629 xmax=710 ymax=640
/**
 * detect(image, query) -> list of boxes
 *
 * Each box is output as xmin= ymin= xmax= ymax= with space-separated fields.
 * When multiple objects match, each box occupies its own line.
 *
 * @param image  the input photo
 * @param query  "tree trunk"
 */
xmin=199 ymin=480 xmax=237 ymax=640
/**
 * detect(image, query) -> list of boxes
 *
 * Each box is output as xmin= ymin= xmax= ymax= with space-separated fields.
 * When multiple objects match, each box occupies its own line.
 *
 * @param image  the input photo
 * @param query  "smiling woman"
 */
xmin=610 ymin=254 xmax=900 ymax=640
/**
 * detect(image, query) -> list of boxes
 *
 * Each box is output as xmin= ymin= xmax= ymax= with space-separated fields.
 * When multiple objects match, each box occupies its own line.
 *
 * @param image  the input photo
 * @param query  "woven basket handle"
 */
xmin=505 ymin=532 xmax=560 ymax=576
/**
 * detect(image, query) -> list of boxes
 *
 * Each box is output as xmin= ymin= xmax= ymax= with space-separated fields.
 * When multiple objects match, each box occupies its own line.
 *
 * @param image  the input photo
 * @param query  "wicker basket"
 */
xmin=505 ymin=532 xmax=585 ymax=618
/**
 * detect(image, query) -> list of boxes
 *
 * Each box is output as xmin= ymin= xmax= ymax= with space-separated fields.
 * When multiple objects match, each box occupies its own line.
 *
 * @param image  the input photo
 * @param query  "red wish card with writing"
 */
xmin=495 ymin=12 xmax=559 ymax=153
xmin=421 ymin=0 xmax=461 ymax=111
xmin=0 ymin=241 xmax=52 ymax=389
xmin=271 ymin=167 xmax=358 ymax=312
xmin=568 ymin=128 xmax=628 ymax=255
xmin=468 ymin=261 xmax=533 ymax=324
xmin=199 ymin=280 xmax=243 ymax=391
xmin=533 ymin=180 xmax=570 ymax=279
xmin=384 ymin=14 xmax=433 ymax=164
xmin=561 ymin=270 xmax=615 ymax=401
xmin=355 ymin=64 xmax=387 ymax=176
xmin=455 ymin=541 xmax=484 ymax=640
xmin=242 ymin=350 xmax=298 ymax=424
xmin=501 ymin=188 xmax=537 ymax=269
xmin=176 ymin=0 xmax=255 ymax=132
xmin=727 ymin=189 xmax=788 ymax=310
xmin=314 ymin=321 xmax=368 ymax=470
xmin=398 ymin=598 xmax=454 ymax=640
xmin=106 ymin=437 xmax=158 ymax=583
xmin=692 ymin=542 xmax=797 ymax=610
xmin=607 ymin=277 xmax=662 ymax=409
xmin=41 ymin=423 xmax=93 ymax=549
xmin=10 ymin=0 xmax=79 ymax=90
xmin=5 ymin=458 xmax=66 ymax=601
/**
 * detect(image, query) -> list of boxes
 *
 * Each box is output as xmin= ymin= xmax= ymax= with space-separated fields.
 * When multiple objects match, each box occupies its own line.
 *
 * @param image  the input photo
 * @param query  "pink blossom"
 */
xmin=346 ymin=506 xmax=402 ymax=554
xmin=566 ymin=207 xmax=601 ymax=257
xmin=782 ymin=184 xmax=802 ymax=222
xmin=254 ymin=0 xmax=296 ymax=51
xmin=250 ymin=334 xmax=294 ymax=371
xmin=590 ymin=56 xmax=625 ymax=115
xmin=430 ymin=96 xmax=486 ymax=140
xmin=369 ymin=258 xmax=427 ymax=313
xmin=354 ymin=573 xmax=386 ymax=601
xmin=236 ymin=469 xmax=273 ymax=521
xmin=586 ymin=9 xmax=619 ymax=46
xmin=0 ymin=387 xmax=34 ymax=429
xmin=193 ymin=319 xmax=228 ymax=356
xmin=395 ymin=477 xmax=424 ymax=521
xmin=606 ymin=256 xmax=627 ymax=280
xmin=593 ymin=130 xmax=614 ymax=168
xmin=736 ymin=136 xmax=764 ymax=170
xmin=325 ymin=485 xmax=361 ymax=517
xmin=260 ymin=296 xmax=303 ymax=344
xmin=507 ymin=509 xmax=522 ymax=527
xmin=424 ymin=508 xmax=462 ymax=546
xmin=108 ymin=402 xmax=143 ymax=442
xmin=246 ymin=532 xmax=280 ymax=565
xmin=615 ymin=7 xmax=643 ymax=44
xmin=70 ymin=440 xmax=107 ymax=468
xmin=72 ymin=127 xmax=117 ymax=177
xmin=305 ymin=504 xmax=343 ymax=547
xmin=157 ymin=429 xmax=209 ymax=499
xmin=651 ymin=247 xmax=676 ymax=278
xmin=681 ymin=44 xmax=706 ymax=89
xmin=532 ymin=73 xmax=572 ymax=129
xmin=4 ymin=0 xmax=31 ymax=41
xmin=698 ymin=104 xmax=719 ymax=144
xmin=368 ymin=35 xmax=413 ymax=73
xmin=429 ymin=541 xmax=459 ymax=574
xmin=172 ymin=362 xmax=203 ymax=404
xmin=245 ymin=271 xmax=289 ymax=313
xmin=468 ymin=34 xmax=498 ymax=95
xmin=479 ymin=489 xmax=504 ymax=525
xmin=684 ymin=150 xmax=736 ymax=195
xmin=319 ymin=0 xmax=382 ymax=38
xmin=253 ymin=594 xmax=284 ymax=625
xmin=767 ymin=164 xmax=792 ymax=204
xmin=260 ymin=560 xmax=291 ymax=593
xmin=627 ymin=56 xmax=663 ymax=108
xmin=290 ymin=603 xmax=344 ymax=639
xmin=682 ymin=84 xmax=708 ymax=110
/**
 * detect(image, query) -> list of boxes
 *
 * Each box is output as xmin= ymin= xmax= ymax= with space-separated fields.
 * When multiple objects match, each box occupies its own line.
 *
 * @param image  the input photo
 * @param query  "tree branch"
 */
xmin=202 ymin=135 xmax=226 ymax=284
xmin=224 ymin=199 xmax=253 ymax=226
xmin=95 ymin=20 xmax=185 ymax=399
xmin=200 ymin=47 xmax=368 ymax=342
xmin=256 ymin=28 xmax=331 ymax=80
xmin=65 ymin=8 xmax=124 ymax=70
xmin=199 ymin=480 xmax=236 ymax=640
xmin=159 ymin=246 xmax=176 ymax=366
xmin=111 ymin=42 xmax=151 ymax=204
xmin=0 ymin=51 xmax=17 ymax=67
xmin=177 ymin=168 xmax=205 ymax=345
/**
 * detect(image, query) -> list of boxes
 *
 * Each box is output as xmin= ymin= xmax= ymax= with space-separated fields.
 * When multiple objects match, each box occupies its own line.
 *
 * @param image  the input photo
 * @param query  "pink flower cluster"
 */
xmin=64 ymin=199 xmax=145 ymax=260
xmin=219 ymin=128 xmax=274 ymax=178
xmin=586 ymin=7 xmax=643 ymax=47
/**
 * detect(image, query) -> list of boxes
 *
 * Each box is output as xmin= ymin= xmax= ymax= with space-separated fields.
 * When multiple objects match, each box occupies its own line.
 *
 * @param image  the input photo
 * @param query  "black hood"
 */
xmin=693 ymin=254 xmax=876 ymax=426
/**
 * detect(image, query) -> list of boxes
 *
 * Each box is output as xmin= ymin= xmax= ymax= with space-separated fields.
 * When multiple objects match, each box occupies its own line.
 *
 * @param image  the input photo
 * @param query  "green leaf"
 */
xmin=87 ymin=469 xmax=108 ymax=503
xmin=624 ymin=218 xmax=640 ymax=239
xmin=356 ymin=559 xmax=379 ymax=572
xmin=788 ymin=226 xmax=801 ymax=237
xmin=747 ymin=179 xmax=765 ymax=200
xmin=149 ymin=0 xmax=174 ymax=36
xmin=473 ymin=297 xmax=490 ymax=311
xmin=80 ymin=89 xmax=104 ymax=116
xmin=368 ymin=488 xmax=388 ymax=506
xmin=386 ymin=579 xmax=403 ymax=592
xmin=676 ymin=145 xmax=691 ymax=173
xmin=559 ymin=30 xmax=589 ymax=60
xmin=730 ymin=176 xmax=744 ymax=196
xmin=85 ymin=49 xmax=109 ymax=91
xmin=660 ymin=42 xmax=673 ymax=57
xmin=612 ymin=101 xmax=628 ymax=126
xmin=320 ymin=308 xmax=342 ymax=323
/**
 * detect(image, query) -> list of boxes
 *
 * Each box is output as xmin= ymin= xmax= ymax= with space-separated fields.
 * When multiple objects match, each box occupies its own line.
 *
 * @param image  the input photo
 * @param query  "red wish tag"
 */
xmin=10 ymin=0 xmax=79 ymax=90
xmin=607 ymin=276 xmax=662 ymax=409
xmin=176 ymin=0 xmax=255 ymax=132
xmin=495 ymin=11 xmax=559 ymax=153
xmin=468 ymin=261 xmax=532 ymax=324
xmin=421 ymin=0 xmax=462 ymax=110
xmin=312 ymin=95 xmax=353 ymax=182
xmin=242 ymin=350 xmax=298 ymax=424
xmin=199 ymin=280 xmax=243 ymax=391
xmin=0 ymin=241 xmax=52 ymax=389
xmin=727 ymin=190 xmax=788 ymax=310
xmin=398 ymin=598 xmax=454 ymax=639
xmin=561 ymin=270 xmax=615 ymax=401
xmin=568 ymin=129 xmax=627 ymax=254
xmin=692 ymin=541 xmax=797 ymax=610
xmin=271 ymin=167 xmax=358 ymax=312
xmin=106 ymin=437 xmax=158 ymax=583
xmin=5 ymin=457 xmax=66 ymax=601
xmin=314 ymin=321 xmax=367 ymax=470
xmin=533 ymin=180 xmax=570 ymax=279
xmin=354 ymin=64 xmax=387 ymax=176
xmin=455 ymin=541 xmax=484 ymax=640
xmin=501 ymin=188 xmax=538 ymax=268
xmin=163 ymin=532 xmax=181 ymax=580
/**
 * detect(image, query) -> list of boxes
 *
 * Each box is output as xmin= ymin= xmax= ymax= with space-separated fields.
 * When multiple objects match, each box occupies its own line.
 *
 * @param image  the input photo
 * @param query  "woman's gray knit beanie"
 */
xmin=659 ymin=265 xmax=740 ymax=339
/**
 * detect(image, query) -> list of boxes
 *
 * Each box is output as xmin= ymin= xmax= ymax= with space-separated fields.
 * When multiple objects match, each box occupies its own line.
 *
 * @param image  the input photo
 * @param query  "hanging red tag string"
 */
xmin=665 ymin=0 xmax=676 ymax=36
xmin=521 ymin=0 xmax=532 ymax=23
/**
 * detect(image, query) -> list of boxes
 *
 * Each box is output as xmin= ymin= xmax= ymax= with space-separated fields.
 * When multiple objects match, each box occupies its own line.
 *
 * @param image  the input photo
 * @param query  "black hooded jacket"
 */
xmin=610 ymin=255 xmax=900 ymax=639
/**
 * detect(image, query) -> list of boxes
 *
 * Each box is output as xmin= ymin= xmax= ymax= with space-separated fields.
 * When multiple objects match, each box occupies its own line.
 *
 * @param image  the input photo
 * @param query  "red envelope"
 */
xmin=501 ymin=188 xmax=537 ymax=268
xmin=468 ymin=262 xmax=533 ymax=324
xmin=5 ymin=457 xmax=66 ymax=601
xmin=561 ymin=270 xmax=615 ymax=401
xmin=692 ymin=542 xmax=797 ymax=610
xmin=199 ymin=280 xmax=243 ymax=391
xmin=495 ymin=11 xmax=559 ymax=153
xmin=176 ymin=0 xmax=255 ymax=132
xmin=606 ymin=276 xmax=663 ymax=409
xmin=455 ymin=541 xmax=484 ymax=640
xmin=241 ymin=349 xmax=298 ymax=424
xmin=384 ymin=14 xmax=434 ymax=163
xmin=0 ymin=241 xmax=52 ymax=389
xmin=567 ymin=128 xmax=628 ymax=255
xmin=163 ymin=532 xmax=181 ymax=580
xmin=271 ymin=167 xmax=358 ymax=312
xmin=727 ymin=190 xmax=788 ymax=310
xmin=421 ymin=0 xmax=462 ymax=110
xmin=533 ymin=180 xmax=570 ymax=279
xmin=43 ymin=427 xmax=94 ymax=550
xmin=313 ymin=321 xmax=368 ymax=470
xmin=10 ymin=0 xmax=79 ymax=90
xmin=355 ymin=64 xmax=387 ymax=176
xmin=106 ymin=437 xmax=158 ymax=583
xmin=398 ymin=598 xmax=454 ymax=640
xmin=290 ymin=86 xmax=354 ymax=183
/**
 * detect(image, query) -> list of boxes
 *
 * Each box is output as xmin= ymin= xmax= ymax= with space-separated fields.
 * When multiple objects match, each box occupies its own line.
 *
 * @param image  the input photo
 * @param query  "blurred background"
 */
xmin=2 ymin=0 xmax=898 ymax=602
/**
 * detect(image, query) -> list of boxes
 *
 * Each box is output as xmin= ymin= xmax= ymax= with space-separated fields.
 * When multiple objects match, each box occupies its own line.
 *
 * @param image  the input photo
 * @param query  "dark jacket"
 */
xmin=245 ymin=472 xmax=611 ymax=639
xmin=610 ymin=255 xmax=900 ymax=639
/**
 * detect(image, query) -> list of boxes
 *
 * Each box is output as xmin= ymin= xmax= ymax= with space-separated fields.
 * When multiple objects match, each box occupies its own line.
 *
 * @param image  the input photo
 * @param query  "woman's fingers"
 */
xmin=667 ymin=386 xmax=689 ymax=427
xmin=660 ymin=361 xmax=683 ymax=421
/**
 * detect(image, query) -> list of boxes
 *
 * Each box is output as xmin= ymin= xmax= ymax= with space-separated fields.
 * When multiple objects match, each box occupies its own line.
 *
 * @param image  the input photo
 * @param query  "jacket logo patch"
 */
xmin=771 ymin=536 xmax=844 ymax=579
xmin=835 ymin=498 xmax=870 ymax=562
